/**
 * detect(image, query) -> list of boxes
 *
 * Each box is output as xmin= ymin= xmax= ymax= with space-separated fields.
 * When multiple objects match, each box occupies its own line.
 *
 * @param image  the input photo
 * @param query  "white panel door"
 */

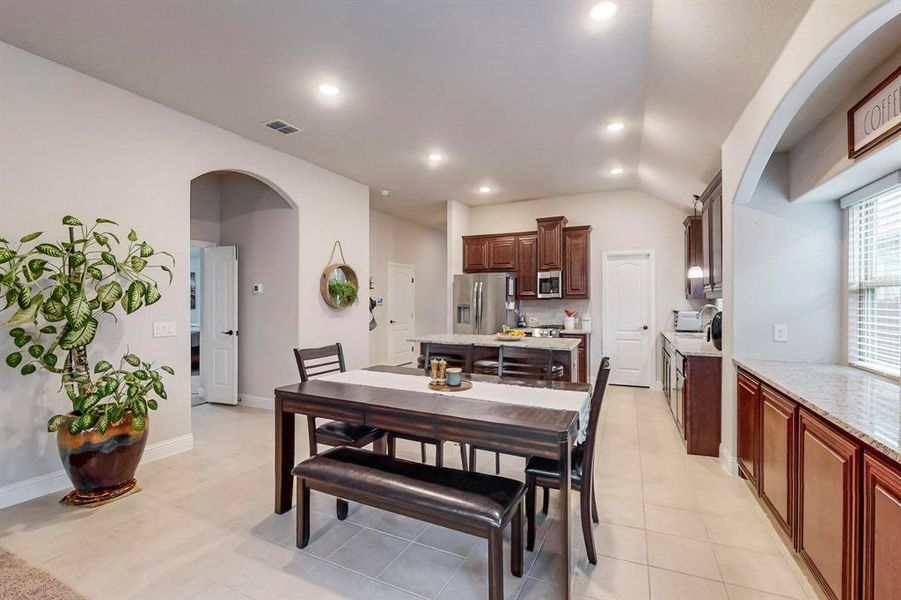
xmin=387 ymin=263 xmax=416 ymax=365
xmin=201 ymin=246 xmax=238 ymax=404
xmin=604 ymin=252 xmax=654 ymax=387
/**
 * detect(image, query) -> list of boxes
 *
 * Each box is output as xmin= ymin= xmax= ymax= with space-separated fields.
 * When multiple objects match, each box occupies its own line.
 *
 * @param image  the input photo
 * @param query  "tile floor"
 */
xmin=0 ymin=386 xmax=822 ymax=600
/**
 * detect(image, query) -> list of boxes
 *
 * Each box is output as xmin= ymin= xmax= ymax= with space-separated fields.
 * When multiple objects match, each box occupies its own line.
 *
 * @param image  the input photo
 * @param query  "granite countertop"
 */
xmin=735 ymin=358 xmax=900 ymax=463
xmin=661 ymin=330 xmax=722 ymax=357
xmin=408 ymin=333 xmax=581 ymax=351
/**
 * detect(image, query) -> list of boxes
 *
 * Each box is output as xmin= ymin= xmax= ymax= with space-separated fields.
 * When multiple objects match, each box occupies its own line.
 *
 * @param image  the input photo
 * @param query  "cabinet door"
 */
xmin=537 ymin=217 xmax=566 ymax=270
xmin=560 ymin=333 xmax=588 ymax=383
xmin=674 ymin=361 xmax=685 ymax=437
xmin=862 ymin=451 xmax=901 ymax=600
xmin=798 ymin=409 xmax=861 ymax=600
xmin=462 ymin=237 xmax=489 ymax=272
xmin=710 ymin=185 xmax=723 ymax=292
xmin=736 ymin=372 xmax=760 ymax=487
xmin=684 ymin=216 xmax=704 ymax=300
xmin=662 ymin=346 xmax=671 ymax=402
xmin=515 ymin=234 xmax=538 ymax=299
xmin=487 ymin=235 xmax=516 ymax=270
xmin=760 ymin=385 xmax=796 ymax=536
xmin=563 ymin=227 xmax=590 ymax=298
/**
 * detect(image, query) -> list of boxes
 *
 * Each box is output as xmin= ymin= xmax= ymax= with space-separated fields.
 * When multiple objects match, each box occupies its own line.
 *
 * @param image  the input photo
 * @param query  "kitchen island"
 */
xmin=408 ymin=333 xmax=581 ymax=382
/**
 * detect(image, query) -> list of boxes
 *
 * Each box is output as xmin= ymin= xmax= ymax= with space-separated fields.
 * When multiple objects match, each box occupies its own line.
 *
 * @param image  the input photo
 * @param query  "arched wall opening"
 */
xmin=189 ymin=170 xmax=300 ymax=410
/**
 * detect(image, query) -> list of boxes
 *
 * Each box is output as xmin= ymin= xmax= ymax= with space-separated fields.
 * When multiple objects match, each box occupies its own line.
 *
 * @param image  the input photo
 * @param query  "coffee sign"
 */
xmin=848 ymin=65 xmax=901 ymax=159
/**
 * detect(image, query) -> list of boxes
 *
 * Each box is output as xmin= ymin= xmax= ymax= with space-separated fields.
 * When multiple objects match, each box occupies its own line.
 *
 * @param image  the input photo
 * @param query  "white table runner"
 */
xmin=319 ymin=369 xmax=591 ymax=443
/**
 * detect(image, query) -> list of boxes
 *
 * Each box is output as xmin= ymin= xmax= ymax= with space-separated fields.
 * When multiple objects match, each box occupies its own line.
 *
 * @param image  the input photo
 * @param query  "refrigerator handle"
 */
xmin=475 ymin=281 xmax=482 ymax=334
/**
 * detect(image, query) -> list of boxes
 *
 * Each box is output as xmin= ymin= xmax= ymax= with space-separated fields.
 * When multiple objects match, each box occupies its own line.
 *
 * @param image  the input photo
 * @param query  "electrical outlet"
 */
xmin=773 ymin=324 xmax=788 ymax=342
xmin=153 ymin=322 xmax=177 ymax=338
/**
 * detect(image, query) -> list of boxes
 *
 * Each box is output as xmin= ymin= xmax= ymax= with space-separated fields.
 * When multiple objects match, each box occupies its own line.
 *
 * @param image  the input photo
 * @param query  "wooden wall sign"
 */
xmin=848 ymin=65 xmax=901 ymax=159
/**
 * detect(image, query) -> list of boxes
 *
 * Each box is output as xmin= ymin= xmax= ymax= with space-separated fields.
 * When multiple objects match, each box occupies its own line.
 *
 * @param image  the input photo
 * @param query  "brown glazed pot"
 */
xmin=57 ymin=412 xmax=147 ymax=496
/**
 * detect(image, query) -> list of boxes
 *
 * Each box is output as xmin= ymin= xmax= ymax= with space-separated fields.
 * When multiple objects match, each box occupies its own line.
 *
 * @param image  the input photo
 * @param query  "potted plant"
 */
xmin=0 ymin=216 xmax=174 ymax=505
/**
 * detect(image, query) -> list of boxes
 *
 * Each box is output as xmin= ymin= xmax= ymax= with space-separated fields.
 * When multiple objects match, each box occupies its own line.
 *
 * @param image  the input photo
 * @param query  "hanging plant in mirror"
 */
xmin=321 ymin=241 xmax=359 ymax=309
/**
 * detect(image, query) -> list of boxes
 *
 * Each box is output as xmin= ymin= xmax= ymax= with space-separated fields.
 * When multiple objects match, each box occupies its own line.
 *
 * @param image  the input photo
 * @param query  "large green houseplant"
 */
xmin=0 ymin=216 xmax=174 ymax=505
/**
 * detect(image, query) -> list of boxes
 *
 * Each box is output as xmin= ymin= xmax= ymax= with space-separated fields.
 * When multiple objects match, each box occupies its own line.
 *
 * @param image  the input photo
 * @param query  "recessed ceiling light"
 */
xmin=479 ymin=185 xmax=492 ymax=193
xmin=590 ymin=1 xmax=618 ymax=21
xmin=428 ymin=153 xmax=444 ymax=162
xmin=380 ymin=190 xmax=390 ymax=196
xmin=318 ymin=83 xmax=341 ymax=96
xmin=610 ymin=167 xmax=624 ymax=175
xmin=606 ymin=121 xmax=625 ymax=132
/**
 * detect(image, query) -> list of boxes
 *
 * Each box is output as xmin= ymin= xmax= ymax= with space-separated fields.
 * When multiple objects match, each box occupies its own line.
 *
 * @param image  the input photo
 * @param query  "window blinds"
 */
xmin=847 ymin=184 xmax=901 ymax=378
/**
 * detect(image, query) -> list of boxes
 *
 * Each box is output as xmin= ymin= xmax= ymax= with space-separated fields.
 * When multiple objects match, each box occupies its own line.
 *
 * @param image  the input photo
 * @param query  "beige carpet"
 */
xmin=0 ymin=547 xmax=87 ymax=600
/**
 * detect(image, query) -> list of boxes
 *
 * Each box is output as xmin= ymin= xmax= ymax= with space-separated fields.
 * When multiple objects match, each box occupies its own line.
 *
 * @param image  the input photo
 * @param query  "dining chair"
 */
xmin=469 ymin=346 xmax=556 ymax=474
xmin=294 ymin=342 xmax=386 ymax=518
xmin=390 ymin=342 xmax=472 ymax=469
xmin=524 ymin=357 xmax=610 ymax=565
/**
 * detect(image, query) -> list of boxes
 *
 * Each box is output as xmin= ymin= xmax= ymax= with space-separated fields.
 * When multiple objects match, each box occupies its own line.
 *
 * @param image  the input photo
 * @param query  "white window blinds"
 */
xmin=847 ymin=184 xmax=901 ymax=379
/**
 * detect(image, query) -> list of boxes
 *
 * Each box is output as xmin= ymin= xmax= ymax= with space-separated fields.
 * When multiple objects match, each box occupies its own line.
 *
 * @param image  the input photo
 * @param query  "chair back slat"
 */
xmin=498 ymin=346 xmax=553 ymax=382
xmin=580 ymin=357 xmax=611 ymax=479
xmin=294 ymin=343 xmax=346 ymax=382
xmin=424 ymin=343 xmax=474 ymax=373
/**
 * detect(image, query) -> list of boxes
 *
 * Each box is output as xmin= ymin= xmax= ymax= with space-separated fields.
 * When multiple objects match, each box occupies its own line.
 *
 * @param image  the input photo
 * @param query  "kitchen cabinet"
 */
xmin=736 ymin=371 xmax=760 ymax=487
xmin=463 ymin=236 xmax=489 ymax=272
xmin=681 ymin=354 xmax=722 ymax=456
xmin=536 ymin=216 xmax=567 ymax=271
xmin=674 ymin=357 xmax=685 ymax=437
xmin=559 ymin=332 xmax=589 ymax=383
xmin=661 ymin=338 xmax=672 ymax=405
xmin=683 ymin=216 xmax=704 ymax=300
xmin=515 ymin=234 xmax=538 ymax=299
xmin=563 ymin=226 xmax=591 ymax=298
xmin=760 ymin=385 xmax=796 ymax=537
xmin=487 ymin=235 xmax=516 ymax=270
xmin=862 ymin=451 xmax=901 ymax=600
xmin=700 ymin=171 xmax=723 ymax=297
xmin=797 ymin=409 xmax=860 ymax=600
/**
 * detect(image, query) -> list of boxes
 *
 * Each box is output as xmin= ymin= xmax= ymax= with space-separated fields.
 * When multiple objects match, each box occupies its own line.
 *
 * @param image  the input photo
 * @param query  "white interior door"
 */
xmin=604 ymin=252 xmax=654 ymax=387
xmin=387 ymin=263 xmax=416 ymax=365
xmin=201 ymin=246 xmax=238 ymax=404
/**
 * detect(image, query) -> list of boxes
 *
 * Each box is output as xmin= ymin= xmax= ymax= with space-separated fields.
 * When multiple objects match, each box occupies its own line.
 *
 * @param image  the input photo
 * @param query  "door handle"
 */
xmin=221 ymin=330 xmax=234 ymax=336
xmin=642 ymin=325 xmax=648 ymax=330
xmin=389 ymin=320 xmax=396 ymax=324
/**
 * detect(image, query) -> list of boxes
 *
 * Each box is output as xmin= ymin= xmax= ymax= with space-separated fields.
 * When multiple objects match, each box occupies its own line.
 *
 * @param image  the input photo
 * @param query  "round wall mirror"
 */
xmin=321 ymin=263 xmax=359 ymax=309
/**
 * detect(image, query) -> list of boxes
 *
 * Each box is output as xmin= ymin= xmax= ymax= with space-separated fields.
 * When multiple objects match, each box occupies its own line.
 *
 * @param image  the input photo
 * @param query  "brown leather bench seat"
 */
xmin=293 ymin=446 xmax=525 ymax=599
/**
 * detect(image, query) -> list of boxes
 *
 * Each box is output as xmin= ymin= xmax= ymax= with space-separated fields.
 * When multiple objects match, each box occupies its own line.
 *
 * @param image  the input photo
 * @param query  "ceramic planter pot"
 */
xmin=56 ymin=412 xmax=147 ymax=505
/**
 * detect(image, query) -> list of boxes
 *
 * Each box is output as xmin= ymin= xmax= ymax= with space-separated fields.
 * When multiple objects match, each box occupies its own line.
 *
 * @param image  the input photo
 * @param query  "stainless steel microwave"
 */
xmin=537 ymin=270 xmax=562 ymax=299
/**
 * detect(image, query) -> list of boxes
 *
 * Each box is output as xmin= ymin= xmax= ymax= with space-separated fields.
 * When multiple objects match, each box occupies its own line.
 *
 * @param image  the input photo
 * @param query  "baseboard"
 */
xmin=239 ymin=393 xmax=273 ymax=410
xmin=0 ymin=432 xmax=194 ymax=509
xmin=718 ymin=443 xmax=738 ymax=476
xmin=651 ymin=380 xmax=663 ymax=391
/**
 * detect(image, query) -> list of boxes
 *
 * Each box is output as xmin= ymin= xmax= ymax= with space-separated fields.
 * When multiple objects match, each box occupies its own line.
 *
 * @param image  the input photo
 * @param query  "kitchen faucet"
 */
xmin=697 ymin=304 xmax=719 ymax=339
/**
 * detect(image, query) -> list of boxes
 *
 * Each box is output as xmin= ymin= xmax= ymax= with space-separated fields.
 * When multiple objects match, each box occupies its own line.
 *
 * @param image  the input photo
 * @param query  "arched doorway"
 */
xmin=189 ymin=170 xmax=299 ymax=410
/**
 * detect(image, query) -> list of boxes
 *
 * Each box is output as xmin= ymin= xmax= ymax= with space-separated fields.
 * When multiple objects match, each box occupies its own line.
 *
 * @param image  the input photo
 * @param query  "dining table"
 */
xmin=274 ymin=364 xmax=591 ymax=599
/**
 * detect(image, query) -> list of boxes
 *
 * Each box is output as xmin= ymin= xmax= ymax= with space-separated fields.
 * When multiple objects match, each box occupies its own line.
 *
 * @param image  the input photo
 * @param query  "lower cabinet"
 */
xmin=862 ymin=451 xmax=901 ymax=600
xmin=797 ymin=409 xmax=860 ymax=600
xmin=736 ymin=372 xmax=760 ymax=486
xmin=559 ymin=332 xmax=589 ymax=383
xmin=760 ymin=385 xmax=795 ymax=537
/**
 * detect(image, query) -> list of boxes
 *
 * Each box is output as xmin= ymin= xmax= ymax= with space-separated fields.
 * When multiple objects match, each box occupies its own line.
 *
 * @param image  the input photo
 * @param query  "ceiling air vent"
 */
xmin=263 ymin=119 xmax=302 ymax=135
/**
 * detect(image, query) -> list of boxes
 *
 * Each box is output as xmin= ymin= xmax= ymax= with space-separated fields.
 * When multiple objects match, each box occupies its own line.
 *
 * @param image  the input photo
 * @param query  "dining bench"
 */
xmin=292 ymin=446 xmax=525 ymax=600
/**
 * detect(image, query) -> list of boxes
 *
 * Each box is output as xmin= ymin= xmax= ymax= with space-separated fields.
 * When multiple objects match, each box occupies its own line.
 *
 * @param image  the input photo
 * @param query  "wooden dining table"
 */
xmin=274 ymin=365 xmax=589 ymax=599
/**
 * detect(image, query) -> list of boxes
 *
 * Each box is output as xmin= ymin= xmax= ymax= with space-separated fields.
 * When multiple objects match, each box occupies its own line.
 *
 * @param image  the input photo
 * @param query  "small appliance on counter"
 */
xmin=709 ymin=311 xmax=723 ymax=350
xmin=674 ymin=310 xmax=703 ymax=332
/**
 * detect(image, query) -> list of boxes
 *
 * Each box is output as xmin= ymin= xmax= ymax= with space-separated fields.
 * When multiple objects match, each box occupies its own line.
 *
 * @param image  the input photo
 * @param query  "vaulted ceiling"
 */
xmin=0 ymin=0 xmax=811 ymax=227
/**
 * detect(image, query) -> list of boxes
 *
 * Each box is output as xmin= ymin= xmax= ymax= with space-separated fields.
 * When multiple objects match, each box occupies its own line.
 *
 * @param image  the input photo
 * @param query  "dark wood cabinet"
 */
xmin=559 ymin=332 xmax=589 ymax=383
xmin=736 ymin=372 xmax=760 ymax=487
xmin=797 ymin=409 xmax=860 ymax=600
xmin=681 ymin=354 xmax=721 ymax=456
xmin=700 ymin=172 xmax=723 ymax=297
xmin=515 ymin=234 xmax=538 ymax=299
xmin=463 ymin=236 xmax=489 ymax=272
xmin=536 ymin=216 xmax=567 ymax=271
xmin=487 ymin=235 xmax=516 ymax=270
xmin=563 ymin=226 xmax=591 ymax=298
xmin=862 ymin=450 xmax=901 ymax=600
xmin=760 ymin=385 xmax=796 ymax=537
xmin=683 ymin=216 xmax=704 ymax=300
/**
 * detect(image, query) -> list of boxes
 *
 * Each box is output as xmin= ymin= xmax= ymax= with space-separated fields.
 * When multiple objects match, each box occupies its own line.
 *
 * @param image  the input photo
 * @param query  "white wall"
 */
xmin=733 ymin=154 xmax=843 ymax=363
xmin=446 ymin=200 xmax=471 ymax=332
xmin=369 ymin=210 xmax=447 ymax=365
xmin=0 ymin=42 xmax=369 ymax=506
xmin=189 ymin=176 xmax=222 ymax=244
xmin=463 ymin=189 xmax=694 ymax=376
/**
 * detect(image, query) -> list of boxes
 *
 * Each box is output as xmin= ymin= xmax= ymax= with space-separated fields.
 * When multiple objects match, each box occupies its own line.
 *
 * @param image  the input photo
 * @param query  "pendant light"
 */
xmin=687 ymin=195 xmax=705 ymax=279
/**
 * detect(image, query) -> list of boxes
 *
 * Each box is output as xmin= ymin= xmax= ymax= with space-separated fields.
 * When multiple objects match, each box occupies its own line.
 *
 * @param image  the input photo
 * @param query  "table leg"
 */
xmin=275 ymin=396 xmax=295 ymax=514
xmin=373 ymin=435 xmax=388 ymax=455
xmin=557 ymin=435 xmax=572 ymax=598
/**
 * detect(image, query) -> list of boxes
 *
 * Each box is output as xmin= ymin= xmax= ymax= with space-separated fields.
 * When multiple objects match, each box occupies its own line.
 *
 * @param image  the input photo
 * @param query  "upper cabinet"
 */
xmin=563 ymin=226 xmax=591 ymax=298
xmin=684 ymin=216 xmax=704 ymax=300
xmin=515 ymin=234 xmax=538 ymax=299
xmin=700 ymin=171 xmax=723 ymax=297
xmin=487 ymin=235 xmax=516 ymax=270
xmin=462 ymin=236 xmax=490 ymax=272
xmin=536 ymin=216 xmax=567 ymax=271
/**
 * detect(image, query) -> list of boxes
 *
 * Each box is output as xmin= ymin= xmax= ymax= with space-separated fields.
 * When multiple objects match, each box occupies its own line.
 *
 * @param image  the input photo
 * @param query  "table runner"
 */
xmin=319 ymin=369 xmax=591 ymax=443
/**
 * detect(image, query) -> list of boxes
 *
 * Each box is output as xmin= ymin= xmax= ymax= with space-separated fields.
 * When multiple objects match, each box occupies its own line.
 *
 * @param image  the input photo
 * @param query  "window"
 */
xmin=846 ymin=183 xmax=900 ymax=379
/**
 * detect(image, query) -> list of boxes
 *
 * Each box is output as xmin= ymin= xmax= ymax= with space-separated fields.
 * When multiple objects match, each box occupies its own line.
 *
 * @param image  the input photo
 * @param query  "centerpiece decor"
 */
xmin=0 ymin=216 xmax=174 ymax=506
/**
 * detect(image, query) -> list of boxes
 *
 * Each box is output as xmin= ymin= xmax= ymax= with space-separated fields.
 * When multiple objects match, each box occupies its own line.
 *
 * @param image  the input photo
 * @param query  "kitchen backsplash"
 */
xmin=519 ymin=299 xmax=590 ymax=327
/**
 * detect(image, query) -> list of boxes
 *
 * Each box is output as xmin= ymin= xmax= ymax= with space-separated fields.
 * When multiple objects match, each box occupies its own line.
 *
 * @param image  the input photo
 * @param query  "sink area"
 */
xmin=674 ymin=331 xmax=706 ymax=339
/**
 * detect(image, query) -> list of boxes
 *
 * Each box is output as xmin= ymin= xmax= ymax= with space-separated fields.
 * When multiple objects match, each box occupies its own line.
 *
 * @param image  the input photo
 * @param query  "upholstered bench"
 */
xmin=292 ymin=446 xmax=525 ymax=600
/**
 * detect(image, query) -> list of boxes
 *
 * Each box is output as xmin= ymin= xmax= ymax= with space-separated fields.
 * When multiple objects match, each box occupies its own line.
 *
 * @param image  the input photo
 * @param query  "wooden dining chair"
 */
xmin=469 ymin=346 xmax=556 ymax=474
xmin=390 ymin=343 xmax=472 ymax=469
xmin=294 ymin=343 xmax=386 ymax=518
xmin=524 ymin=357 xmax=610 ymax=565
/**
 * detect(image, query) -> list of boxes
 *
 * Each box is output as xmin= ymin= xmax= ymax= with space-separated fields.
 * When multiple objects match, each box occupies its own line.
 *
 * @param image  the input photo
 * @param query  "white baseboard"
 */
xmin=0 ymin=432 xmax=194 ymax=509
xmin=718 ymin=443 xmax=738 ymax=476
xmin=239 ymin=393 xmax=273 ymax=410
xmin=651 ymin=380 xmax=663 ymax=391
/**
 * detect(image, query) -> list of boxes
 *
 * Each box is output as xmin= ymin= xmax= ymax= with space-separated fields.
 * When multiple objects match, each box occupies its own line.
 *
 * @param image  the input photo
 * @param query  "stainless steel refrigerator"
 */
xmin=453 ymin=273 xmax=518 ymax=334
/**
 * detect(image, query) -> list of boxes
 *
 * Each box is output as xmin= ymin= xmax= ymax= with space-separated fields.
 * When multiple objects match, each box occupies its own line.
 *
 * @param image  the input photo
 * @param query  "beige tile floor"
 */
xmin=0 ymin=386 xmax=822 ymax=600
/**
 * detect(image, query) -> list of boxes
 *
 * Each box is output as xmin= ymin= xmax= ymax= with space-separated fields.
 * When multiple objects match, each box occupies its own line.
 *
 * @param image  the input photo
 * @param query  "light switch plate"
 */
xmin=773 ymin=324 xmax=788 ymax=342
xmin=153 ymin=322 xmax=177 ymax=338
